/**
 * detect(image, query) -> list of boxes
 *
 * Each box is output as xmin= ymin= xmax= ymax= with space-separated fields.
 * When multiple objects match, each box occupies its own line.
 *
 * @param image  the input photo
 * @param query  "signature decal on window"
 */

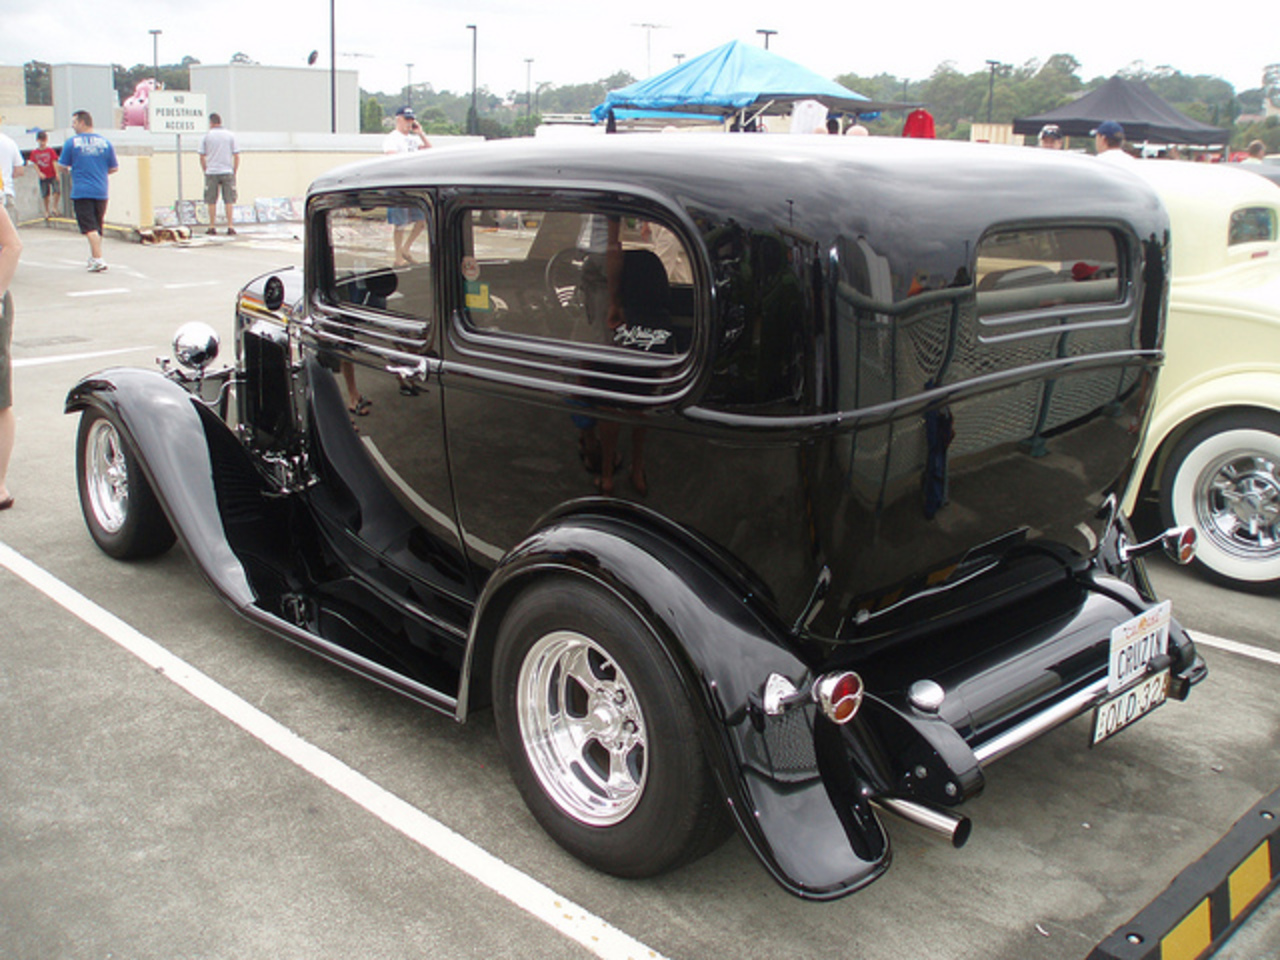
xmin=613 ymin=324 xmax=673 ymax=351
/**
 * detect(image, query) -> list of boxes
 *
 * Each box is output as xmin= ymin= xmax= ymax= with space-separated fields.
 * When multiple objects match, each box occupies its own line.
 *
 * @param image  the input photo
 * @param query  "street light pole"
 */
xmin=631 ymin=23 xmax=668 ymax=76
xmin=467 ymin=24 xmax=478 ymax=136
xmin=149 ymin=29 xmax=162 ymax=83
xmin=986 ymin=59 xmax=1001 ymax=124
xmin=329 ymin=0 xmax=337 ymax=133
xmin=405 ymin=63 xmax=413 ymax=110
xmin=524 ymin=58 xmax=533 ymax=120
xmin=756 ymin=29 xmax=776 ymax=50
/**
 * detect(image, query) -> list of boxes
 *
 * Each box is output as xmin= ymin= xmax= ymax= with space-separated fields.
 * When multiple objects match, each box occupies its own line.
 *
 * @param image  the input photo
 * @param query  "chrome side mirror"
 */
xmin=173 ymin=322 xmax=221 ymax=372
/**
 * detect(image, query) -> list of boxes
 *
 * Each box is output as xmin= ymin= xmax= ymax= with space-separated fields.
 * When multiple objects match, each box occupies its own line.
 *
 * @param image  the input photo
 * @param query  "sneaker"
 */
xmin=207 ymin=227 xmax=217 ymax=235
xmin=226 ymin=227 xmax=237 ymax=236
xmin=88 ymin=258 xmax=108 ymax=272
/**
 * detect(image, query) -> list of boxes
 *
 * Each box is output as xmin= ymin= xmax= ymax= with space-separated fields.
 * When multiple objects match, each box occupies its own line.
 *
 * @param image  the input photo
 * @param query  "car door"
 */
xmin=300 ymin=191 xmax=475 ymax=685
xmin=437 ymin=194 xmax=702 ymax=578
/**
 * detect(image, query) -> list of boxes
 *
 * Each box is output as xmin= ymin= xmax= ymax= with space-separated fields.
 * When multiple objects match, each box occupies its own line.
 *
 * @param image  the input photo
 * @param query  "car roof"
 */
xmin=309 ymin=135 xmax=1166 ymax=242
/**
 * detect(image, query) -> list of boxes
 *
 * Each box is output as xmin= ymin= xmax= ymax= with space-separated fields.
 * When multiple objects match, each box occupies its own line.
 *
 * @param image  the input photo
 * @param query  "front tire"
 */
xmin=76 ymin=408 xmax=176 ymax=560
xmin=1160 ymin=411 xmax=1280 ymax=588
xmin=492 ymin=577 xmax=730 ymax=878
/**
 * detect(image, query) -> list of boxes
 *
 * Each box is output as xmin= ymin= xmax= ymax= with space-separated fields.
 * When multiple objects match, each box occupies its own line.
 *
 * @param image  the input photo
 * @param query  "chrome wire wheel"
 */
xmin=515 ymin=629 xmax=648 ymax=827
xmin=83 ymin=417 xmax=130 ymax=534
xmin=1163 ymin=414 xmax=1280 ymax=586
xmin=1192 ymin=449 xmax=1280 ymax=561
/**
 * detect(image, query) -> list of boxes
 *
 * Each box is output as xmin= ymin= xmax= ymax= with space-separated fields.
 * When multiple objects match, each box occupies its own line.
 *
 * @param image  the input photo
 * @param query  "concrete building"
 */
xmin=52 ymin=64 xmax=117 ymax=131
xmin=190 ymin=63 xmax=359 ymax=134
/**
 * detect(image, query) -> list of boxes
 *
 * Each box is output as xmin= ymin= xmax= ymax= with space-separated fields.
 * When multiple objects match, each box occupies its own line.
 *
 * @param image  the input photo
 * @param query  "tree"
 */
xmin=24 ymin=61 xmax=51 ymax=106
xmin=360 ymin=96 xmax=384 ymax=134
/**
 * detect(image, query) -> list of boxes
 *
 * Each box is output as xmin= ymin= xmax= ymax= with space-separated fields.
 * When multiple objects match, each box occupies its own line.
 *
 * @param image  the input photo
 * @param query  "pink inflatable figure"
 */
xmin=122 ymin=78 xmax=160 ymax=128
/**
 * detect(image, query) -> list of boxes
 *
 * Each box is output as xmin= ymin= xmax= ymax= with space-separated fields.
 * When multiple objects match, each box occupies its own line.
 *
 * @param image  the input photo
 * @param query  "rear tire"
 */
xmin=492 ymin=577 xmax=730 ymax=878
xmin=1160 ymin=411 xmax=1280 ymax=588
xmin=76 ymin=408 xmax=176 ymax=560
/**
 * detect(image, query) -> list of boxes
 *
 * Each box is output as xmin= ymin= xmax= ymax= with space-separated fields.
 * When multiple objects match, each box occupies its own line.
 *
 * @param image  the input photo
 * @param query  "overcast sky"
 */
xmin=3 ymin=0 xmax=1275 ymax=102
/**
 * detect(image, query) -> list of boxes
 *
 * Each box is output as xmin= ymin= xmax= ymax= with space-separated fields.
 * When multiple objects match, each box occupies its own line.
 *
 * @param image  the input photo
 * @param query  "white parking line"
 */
xmin=1190 ymin=631 xmax=1280 ymax=667
xmin=0 ymin=541 xmax=665 ymax=960
xmin=66 ymin=287 xmax=131 ymax=297
xmin=14 ymin=346 xmax=156 ymax=368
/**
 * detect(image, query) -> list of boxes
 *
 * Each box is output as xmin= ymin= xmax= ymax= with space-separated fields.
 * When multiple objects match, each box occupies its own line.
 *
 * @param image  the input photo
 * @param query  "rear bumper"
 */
xmin=972 ymin=650 xmax=1206 ymax=766
xmin=734 ymin=570 xmax=1203 ymax=899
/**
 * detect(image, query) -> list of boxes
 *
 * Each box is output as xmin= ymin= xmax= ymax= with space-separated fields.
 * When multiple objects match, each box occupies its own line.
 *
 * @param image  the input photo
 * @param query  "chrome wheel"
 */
xmin=515 ymin=629 xmax=648 ymax=827
xmin=1163 ymin=414 xmax=1280 ymax=587
xmin=84 ymin=417 xmax=130 ymax=534
xmin=1193 ymin=450 xmax=1280 ymax=559
xmin=76 ymin=409 xmax=175 ymax=560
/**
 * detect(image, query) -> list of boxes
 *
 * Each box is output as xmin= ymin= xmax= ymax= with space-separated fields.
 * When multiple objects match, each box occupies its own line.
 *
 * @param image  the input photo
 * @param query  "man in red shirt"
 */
xmin=28 ymin=131 xmax=60 ymax=220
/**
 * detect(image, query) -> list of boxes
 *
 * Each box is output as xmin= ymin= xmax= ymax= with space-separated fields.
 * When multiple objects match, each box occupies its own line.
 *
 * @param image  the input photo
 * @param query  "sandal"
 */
xmin=349 ymin=396 xmax=372 ymax=416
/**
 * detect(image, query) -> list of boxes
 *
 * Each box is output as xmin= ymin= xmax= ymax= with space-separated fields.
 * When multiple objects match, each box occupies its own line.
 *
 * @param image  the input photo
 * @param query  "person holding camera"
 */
xmin=384 ymin=104 xmax=431 ymax=155
xmin=383 ymin=106 xmax=430 ymax=265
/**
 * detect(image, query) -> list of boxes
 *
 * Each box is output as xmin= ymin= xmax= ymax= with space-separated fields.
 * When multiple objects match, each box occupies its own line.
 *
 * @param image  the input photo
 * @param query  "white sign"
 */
xmin=149 ymin=91 xmax=209 ymax=134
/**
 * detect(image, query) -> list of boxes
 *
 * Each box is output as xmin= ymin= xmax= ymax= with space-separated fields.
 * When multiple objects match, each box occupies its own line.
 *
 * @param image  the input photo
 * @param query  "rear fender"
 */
xmin=464 ymin=511 xmax=893 ymax=899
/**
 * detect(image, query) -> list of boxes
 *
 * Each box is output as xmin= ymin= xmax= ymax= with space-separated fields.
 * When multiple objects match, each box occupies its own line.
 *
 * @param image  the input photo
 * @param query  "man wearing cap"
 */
xmin=1038 ymin=124 xmax=1064 ymax=150
xmin=1093 ymin=120 xmax=1132 ymax=161
xmin=384 ymin=105 xmax=430 ymax=156
xmin=383 ymin=106 xmax=430 ymax=264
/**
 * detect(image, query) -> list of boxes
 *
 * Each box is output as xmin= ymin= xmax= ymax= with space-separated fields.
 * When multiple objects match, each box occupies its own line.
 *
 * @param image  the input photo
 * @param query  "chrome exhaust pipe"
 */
xmin=873 ymin=797 xmax=972 ymax=849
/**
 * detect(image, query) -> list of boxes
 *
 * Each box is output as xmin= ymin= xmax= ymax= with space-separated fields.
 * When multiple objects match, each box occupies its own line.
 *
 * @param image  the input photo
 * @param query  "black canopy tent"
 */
xmin=1013 ymin=76 xmax=1228 ymax=145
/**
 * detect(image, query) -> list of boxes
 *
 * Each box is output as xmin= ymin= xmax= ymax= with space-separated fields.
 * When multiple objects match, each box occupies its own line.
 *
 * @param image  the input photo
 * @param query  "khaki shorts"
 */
xmin=204 ymin=172 xmax=237 ymax=205
xmin=0 ymin=291 xmax=12 ymax=409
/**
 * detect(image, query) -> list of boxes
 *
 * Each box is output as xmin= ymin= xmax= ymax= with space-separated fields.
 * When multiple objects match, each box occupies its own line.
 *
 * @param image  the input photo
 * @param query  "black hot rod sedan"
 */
xmin=67 ymin=135 xmax=1205 ymax=900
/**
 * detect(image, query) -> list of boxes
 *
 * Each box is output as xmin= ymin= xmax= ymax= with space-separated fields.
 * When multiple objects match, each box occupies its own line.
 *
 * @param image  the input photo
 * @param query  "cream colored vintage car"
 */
xmin=1124 ymin=160 xmax=1280 ymax=587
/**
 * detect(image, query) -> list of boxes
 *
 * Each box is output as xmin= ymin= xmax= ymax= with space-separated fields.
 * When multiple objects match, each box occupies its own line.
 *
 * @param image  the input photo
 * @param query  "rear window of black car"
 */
xmin=456 ymin=206 xmax=694 ymax=359
xmin=976 ymin=227 xmax=1122 ymax=317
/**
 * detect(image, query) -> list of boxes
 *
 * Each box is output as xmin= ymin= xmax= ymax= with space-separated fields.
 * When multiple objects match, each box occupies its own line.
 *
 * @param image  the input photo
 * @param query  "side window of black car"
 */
xmin=323 ymin=202 xmax=434 ymax=321
xmin=456 ymin=207 xmax=694 ymax=357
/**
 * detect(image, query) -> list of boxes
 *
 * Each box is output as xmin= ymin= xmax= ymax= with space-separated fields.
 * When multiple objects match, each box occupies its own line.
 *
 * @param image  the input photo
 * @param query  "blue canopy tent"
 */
xmin=590 ymin=40 xmax=910 ymax=127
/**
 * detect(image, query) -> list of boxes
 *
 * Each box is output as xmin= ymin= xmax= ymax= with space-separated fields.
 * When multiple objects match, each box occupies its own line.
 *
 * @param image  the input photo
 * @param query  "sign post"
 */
xmin=148 ymin=91 xmax=209 ymax=227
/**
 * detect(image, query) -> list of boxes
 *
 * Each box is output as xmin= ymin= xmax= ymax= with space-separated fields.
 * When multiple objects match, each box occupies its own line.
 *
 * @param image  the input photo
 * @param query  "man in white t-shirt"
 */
xmin=1093 ymin=120 xmax=1133 ymax=162
xmin=0 ymin=123 xmax=26 ymax=216
xmin=199 ymin=113 xmax=241 ymax=235
xmin=383 ymin=106 xmax=430 ymax=263
xmin=383 ymin=104 xmax=430 ymax=155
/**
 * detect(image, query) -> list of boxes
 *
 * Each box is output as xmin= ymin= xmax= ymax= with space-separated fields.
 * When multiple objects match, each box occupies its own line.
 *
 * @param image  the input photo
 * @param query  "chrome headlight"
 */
xmin=172 ymin=322 xmax=220 ymax=372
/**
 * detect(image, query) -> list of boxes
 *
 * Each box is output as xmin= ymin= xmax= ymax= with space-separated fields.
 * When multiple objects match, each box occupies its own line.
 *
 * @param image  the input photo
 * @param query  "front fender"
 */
xmin=66 ymin=367 xmax=259 ymax=610
xmin=464 ymin=510 xmax=891 ymax=900
xmin=1126 ymin=369 xmax=1280 ymax=513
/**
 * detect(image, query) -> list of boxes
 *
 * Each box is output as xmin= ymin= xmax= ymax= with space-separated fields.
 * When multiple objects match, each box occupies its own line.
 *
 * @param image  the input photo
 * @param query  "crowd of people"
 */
xmin=0 ymin=106 xmax=247 ymax=517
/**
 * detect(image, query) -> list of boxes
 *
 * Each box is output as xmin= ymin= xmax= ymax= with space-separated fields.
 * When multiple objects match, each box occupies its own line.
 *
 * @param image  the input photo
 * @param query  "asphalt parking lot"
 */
xmin=1 ymin=222 xmax=1278 ymax=960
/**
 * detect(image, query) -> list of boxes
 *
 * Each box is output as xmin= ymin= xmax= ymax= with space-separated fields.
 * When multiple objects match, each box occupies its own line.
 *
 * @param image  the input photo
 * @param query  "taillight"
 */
xmin=813 ymin=671 xmax=864 ymax=724
xmin=1166 ymin=526 xmax=1196 ymax=565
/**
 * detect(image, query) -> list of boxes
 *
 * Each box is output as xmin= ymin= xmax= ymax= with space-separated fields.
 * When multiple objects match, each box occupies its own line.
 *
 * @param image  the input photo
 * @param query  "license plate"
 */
xmin=1092 ymin=670 xmax=1170 ymax=745
xmin=1107 ymin=600 xmax=1172 ymax=693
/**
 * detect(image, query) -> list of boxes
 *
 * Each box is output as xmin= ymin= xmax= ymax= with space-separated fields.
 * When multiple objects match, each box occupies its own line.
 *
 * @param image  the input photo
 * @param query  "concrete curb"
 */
xmin=1087 ymin=785 xmax=1280 ymax=960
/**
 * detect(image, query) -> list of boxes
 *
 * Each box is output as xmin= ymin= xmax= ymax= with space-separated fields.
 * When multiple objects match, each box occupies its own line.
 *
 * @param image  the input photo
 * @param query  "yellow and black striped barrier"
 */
xmin=1088 ymin=785 xmax=1280 ymax=960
